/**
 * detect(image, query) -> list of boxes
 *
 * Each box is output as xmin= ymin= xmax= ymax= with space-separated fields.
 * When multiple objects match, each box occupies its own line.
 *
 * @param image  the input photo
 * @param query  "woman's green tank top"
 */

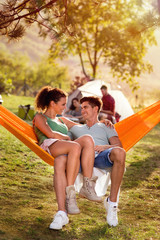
xmin=34 ymin=114 xmax=68 ymax=145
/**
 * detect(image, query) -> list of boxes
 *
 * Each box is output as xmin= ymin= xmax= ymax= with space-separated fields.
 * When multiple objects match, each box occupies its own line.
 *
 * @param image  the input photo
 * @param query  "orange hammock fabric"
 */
xmin=114 ymin=100 xmax=160 ymax=151
xmin=0 ymin=101 xmax=160 ymax=166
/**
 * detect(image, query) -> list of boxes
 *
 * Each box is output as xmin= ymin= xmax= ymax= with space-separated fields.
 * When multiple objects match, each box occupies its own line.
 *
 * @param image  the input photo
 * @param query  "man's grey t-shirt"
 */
xmin=68 ymin=123 xmax=118 ymax=146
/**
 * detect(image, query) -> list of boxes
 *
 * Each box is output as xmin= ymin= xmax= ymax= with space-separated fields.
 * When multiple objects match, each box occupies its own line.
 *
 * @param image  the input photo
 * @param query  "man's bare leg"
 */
xmin=75 ymin=135 xmax=102 ymax=202
xmin=109 ymin=147 xmax=126 ymax=202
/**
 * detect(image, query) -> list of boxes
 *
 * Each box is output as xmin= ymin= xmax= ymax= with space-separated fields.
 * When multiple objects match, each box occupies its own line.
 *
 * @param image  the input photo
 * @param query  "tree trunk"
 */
xmin=78 ymin=48 xmax=89 ymax=78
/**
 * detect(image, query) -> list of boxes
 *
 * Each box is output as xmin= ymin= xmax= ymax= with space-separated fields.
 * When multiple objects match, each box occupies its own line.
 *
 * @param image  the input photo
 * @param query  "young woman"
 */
xmin=65 ymin=97 xmax=81 ymax=116
xmin=33 ymin=86 xmax=101 ymax=230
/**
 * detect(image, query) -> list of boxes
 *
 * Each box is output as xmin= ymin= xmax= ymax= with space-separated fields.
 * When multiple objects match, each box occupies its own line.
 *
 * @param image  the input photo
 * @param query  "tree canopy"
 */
xmin=48 ymin=0 xmax=160 ymax=90
xmin=0 ymin=0 xmax=67 ymax=40
xmin=0 ymin=0 xmax=160 ymax=91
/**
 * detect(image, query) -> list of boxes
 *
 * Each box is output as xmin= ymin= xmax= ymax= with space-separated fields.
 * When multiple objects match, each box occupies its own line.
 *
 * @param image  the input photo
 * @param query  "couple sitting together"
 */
xmin=33 ymin=86 xmax=126 ymax=230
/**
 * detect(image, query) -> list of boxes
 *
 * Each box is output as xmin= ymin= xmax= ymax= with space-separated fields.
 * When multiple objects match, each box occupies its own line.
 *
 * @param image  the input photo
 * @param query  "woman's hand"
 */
xmin=64 ymin=135 xmax=71 ymax=141
xmin=52 ymin=132 xmax=71 ymax=141
xmin=100 ymin=119 xmax=114 ymax=128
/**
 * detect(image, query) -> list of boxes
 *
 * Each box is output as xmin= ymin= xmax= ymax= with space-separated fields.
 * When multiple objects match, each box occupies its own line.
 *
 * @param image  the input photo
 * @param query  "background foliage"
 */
xmin=0 ymin=0 xmax=160 ymax=93
xmin=48 ymin=0 xmax=158 ymax=91
xmin=0 ymin=43 xmax=71 ymax=95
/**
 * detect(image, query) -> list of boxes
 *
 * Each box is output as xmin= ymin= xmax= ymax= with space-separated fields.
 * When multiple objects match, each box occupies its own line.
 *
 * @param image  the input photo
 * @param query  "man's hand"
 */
xmin=95 ymin=145 xmax=110 ymax=153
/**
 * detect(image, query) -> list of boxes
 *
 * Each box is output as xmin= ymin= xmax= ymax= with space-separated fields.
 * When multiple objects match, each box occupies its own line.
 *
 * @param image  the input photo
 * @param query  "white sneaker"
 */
xmin=49 ymin=211 xmax=69 ymax=230
xmin=104 ymin=198 xmax=118 ymax=227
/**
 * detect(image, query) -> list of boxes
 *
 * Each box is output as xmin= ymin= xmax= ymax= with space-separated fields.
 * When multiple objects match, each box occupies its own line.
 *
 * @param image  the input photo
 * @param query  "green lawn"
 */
xmin=1 ymin=94 xmax=35 ymax=114
xmin=0 ymin=95 xmax=160 ymax=240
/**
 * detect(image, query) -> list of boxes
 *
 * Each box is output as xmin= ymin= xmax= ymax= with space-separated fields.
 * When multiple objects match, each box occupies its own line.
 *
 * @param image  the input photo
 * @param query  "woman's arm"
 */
xmin=34 ymin=114 xmax=70 ymax=140
xmin=60 ymin=116 xmax=80 ymax=130
xmin=99 ymin=119 xmax=114 ymax=128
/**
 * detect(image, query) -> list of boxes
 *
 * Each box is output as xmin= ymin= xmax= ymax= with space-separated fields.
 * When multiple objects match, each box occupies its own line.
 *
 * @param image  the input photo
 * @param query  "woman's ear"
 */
xmin=50 ymin=100 xmax=55 ymax=107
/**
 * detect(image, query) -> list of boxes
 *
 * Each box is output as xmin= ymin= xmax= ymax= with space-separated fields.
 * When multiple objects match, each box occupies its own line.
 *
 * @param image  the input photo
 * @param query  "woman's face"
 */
xmin=54 ymin=97 xmax=67 ymax=115
xmin=73 ymin=99 xmax=79 ymax=107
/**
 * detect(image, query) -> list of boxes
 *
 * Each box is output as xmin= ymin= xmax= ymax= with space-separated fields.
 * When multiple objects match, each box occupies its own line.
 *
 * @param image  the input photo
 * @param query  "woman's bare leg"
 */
xmin=54 ymin=155 xmax=67 ymax=212
xmin=49 ymin=140 xmax=81 ymax=185
xmin=75 ymin=135 xmax=95 ymax=178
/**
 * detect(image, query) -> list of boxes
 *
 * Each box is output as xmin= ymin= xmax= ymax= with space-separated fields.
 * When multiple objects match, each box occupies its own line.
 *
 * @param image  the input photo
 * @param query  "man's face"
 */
xmin=81 ymin=101 xmax=97 ymax=120
xmin=101 ymin=89 xmax=106 ymax=96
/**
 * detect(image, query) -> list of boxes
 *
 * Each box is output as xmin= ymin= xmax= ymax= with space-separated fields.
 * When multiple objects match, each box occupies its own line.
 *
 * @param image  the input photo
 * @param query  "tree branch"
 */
xmin=0 ymin=0 xmax=58 ymax=28
xmin=85 ymin=38 xmax=93 ymax=67
xmin=97 ymin=49 xmax=104 ymax=63
xmin=93 ymin=23 xmax=98 ymax=71
xmin=25 ymin=17 xmax=58 ymax=36
xmin=77 ymin=45 xmax=89 ymax=78
xmin=5 ymin=0 xmax=30 ymax=12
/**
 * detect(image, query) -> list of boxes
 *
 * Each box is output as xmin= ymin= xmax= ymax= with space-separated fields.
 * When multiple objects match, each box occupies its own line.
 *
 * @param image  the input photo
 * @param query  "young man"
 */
xmin=68 ymin=96 xmax=126 ymax=227
xmin=100 ymin=85 xmax=115 ymax=123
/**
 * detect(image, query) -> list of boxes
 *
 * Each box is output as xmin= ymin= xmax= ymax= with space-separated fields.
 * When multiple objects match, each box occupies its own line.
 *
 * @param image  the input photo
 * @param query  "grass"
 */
xmin=0 ymin=95 xmax=160 ymax=240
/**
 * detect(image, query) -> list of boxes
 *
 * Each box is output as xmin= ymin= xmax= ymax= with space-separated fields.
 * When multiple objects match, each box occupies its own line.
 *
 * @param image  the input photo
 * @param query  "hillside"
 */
xmin=0 ymin=24 xmax=52 ymax=62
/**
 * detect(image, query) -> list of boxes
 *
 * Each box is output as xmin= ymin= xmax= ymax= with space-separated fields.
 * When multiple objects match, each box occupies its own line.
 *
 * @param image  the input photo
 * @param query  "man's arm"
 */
xmin=94 ymin=136 xmax=123 ymax=153
xmin=100 ymin=109 xmax=114 ymax=116
xmin=109 ymin=136 xmax=123 ymax=148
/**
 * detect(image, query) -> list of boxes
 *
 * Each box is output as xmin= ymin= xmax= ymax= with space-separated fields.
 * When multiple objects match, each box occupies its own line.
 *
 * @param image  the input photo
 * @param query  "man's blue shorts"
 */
xmin=94 ymin=148 xmax=113 ymax=169
xmin=79 ymin=148 xmax=113 ymax=172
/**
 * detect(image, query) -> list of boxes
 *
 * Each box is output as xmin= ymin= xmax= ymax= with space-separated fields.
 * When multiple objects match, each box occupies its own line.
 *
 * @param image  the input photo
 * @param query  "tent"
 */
xmin=67 ymin=80 xmax=134 ymax=121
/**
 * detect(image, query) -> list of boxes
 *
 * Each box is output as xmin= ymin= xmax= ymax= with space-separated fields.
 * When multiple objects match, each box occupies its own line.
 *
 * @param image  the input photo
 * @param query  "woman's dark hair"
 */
xmin=70 ymin=98 xmax=79 ymax=110
xmin=35 ymin=86 xmax=67 ymax=111
xmin=80 ymin=96 xmax=102 ymax=113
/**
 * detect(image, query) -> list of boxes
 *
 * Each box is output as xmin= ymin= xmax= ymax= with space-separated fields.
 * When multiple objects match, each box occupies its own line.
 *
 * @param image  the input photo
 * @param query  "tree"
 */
xmin=0 ymin=45 xmax=29 ymax=93
xmin=0 ymin=0 xmax=160 ymax=41
xmin=0 ymin=72 xmax=14 ymax=94
xmin=0 ymin=43 xmax=71 ymax=94
xmin=0 ymin=1 xmax=160 ymax=91
xmin=48 ymin=0 xmax=159 ymax=91
xmin=31 ymin=57 xmax=71 ymax=92
xmin=0 ymin=0 xmax=72 ymax=40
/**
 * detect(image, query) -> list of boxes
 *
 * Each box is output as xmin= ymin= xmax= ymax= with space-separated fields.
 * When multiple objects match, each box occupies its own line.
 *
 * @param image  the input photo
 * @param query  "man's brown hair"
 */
xmin=80 ymin=96 xmax=102 ymax=113
xmin=100 ymin=85 xmax=107 ymax=90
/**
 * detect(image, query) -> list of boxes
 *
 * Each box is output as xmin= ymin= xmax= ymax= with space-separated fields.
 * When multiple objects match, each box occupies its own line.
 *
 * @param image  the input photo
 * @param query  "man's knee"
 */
xmin=110 ymin=147 xmax=126 ymax=164
xmin=82 ymin=134 xmax=94 ymax=146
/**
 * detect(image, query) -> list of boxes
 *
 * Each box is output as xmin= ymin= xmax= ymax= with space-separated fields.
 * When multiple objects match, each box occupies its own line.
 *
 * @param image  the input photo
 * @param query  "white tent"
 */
xmin=67 ymin=80 xmax=134 ymax=121
xmin=67 ymin=80 xmax=110 ymax=107
xmin=78 ymin=80 xmax=111 ymax=97
xmin=108 ymin=90 xmax=134 ymax=120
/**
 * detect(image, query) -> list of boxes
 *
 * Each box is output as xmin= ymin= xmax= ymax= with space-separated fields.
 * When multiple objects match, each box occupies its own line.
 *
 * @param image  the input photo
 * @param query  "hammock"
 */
xmin=0 ymin=101 xmax=160 ymax=167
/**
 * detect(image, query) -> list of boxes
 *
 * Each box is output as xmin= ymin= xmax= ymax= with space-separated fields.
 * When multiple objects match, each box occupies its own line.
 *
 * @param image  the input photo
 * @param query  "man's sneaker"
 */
xmin=104 ymin=197 xmax=118 ymax=227
xmin=79 ymin=176 xmax=102 ymax=202
xmin=66 ymin=185 xmax=80 ymax=214
xmin=49 ymin=211 xmax=69 ymax=230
